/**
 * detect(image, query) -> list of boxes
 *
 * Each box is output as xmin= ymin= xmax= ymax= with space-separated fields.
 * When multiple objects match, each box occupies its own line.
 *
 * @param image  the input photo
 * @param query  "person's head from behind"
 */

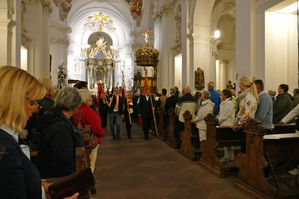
xmin=0 ymin=66 xmax=46 ymax=132
xmin=253 ymin=79 xmax=264 ymax=94
xmin=268 ymin=90 xmax=276 ymax=97
xmin=79 ymin=89 xmax=93 ymax=106
xmin=293 ymin=88 xmax=299 ymax=96
xmin=207 ymin=81 xmax=215 ymax=90
xmin=278 ymin=84 xmax=288 ymax=94
xmin=170 ymin=88 xmax=175 ymax=95
xmin=239 ymin=76 xmax=259 ymax=103
xmin=194 ymin=91 xmax=202 ymax=100
xmin=185 ymin=86 xmax=192 ymax=95
xmin=239 ymin=76 xmax=253 ymax=91
xmin=162 ymin=88 xmax=167 ymax=96
xmin=201 ymin=90 xmax=211 ymax=101
xmin=221 ymin=89 xmax=232 ymax=100
xmin=54 ymin=87 xmax=81 ymax=117
xmin=38 ymin=77 xmax=53 ymax=96
xmin=74 ymin=81 xmax=88 ymax=89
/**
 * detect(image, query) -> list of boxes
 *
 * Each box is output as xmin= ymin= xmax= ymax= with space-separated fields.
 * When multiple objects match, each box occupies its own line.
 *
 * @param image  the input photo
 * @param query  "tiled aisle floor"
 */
xmin=93 ymin=122 xmax=254 ymax=199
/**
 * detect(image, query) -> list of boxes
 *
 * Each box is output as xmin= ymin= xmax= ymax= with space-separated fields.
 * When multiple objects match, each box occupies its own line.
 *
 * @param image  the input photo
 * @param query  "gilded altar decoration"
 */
xmin=84 ymin=12 xmax=116 ymax=32
xmin=135 ymin=29 xmax=159 ymax=92
xmin=82 ymin=37 xmax=119 ymax=90
xmin=195 ymin=67 xmax=205 ymax=90
xmin=135 ymin=29 xmax=159 ymax=67
xmin=226 ymin=80 xmax=236 ymax=90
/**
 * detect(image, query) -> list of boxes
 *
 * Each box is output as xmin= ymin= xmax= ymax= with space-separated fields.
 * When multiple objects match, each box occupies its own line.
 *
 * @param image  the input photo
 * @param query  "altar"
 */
xmin=82 ymin=38 xmax=118 ymax=91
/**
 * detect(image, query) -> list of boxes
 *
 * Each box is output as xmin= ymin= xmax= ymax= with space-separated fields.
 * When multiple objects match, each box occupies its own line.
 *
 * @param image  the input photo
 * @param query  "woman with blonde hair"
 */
xmin=0 ymin=66 xmax=78 ymax=199
xmin=233 ymin=76 xmax=258 ymax=153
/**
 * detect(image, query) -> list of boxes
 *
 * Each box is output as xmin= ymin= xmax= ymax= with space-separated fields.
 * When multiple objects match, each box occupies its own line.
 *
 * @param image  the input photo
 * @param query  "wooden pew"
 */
xmin=166 ymin=110 xmax=177 ymax=148
xmin=180 ymin=111 xmax=194 ymax=159
xmin=272 ymin=123 xmax=296 ymax=134
xmin=199 ymin=113 xmax=241 ymax=177
xmin=157 ymin=109 xmax=168 ymax=140
xmin=235 ymin=119 xmax=299 ymax=199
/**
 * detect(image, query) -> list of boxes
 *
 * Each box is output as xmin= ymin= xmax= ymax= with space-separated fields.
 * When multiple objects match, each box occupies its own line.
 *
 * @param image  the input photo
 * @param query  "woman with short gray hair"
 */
xmin=193 ymin=90 xmax=214 ymax=141
xmin=73 ymin=89 xmax=105 ymax=173
xmin=55 ymin=87 xmax=82 ymax=112
xmin=37 ymin=87 xmax=84 ymax=179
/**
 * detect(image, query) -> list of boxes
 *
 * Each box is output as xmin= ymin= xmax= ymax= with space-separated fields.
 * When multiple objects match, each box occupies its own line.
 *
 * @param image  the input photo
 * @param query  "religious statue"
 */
xmin=143 ymin=29 xmax=150 ymax=44
xmin=195 ymin=67 xmax=205 ymax=90
xmin=57 ymin=63 xmax=67 ymax=89
xmin=226 ymin=80 xmax=235 ymax=90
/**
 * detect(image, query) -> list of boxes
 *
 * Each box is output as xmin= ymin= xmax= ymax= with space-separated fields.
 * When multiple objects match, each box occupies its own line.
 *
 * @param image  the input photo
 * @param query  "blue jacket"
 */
xmin=208 ymin=88 xmax=221 ymax=114
xmin=0 ymin=129 xmax=42 ymax=199
xmin=255 ymin=91 xmax=274 ymax=129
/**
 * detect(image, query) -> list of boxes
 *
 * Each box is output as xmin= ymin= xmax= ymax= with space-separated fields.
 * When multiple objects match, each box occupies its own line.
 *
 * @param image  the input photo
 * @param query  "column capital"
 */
xmin=40 ymin=0 xmax=52 ymax=13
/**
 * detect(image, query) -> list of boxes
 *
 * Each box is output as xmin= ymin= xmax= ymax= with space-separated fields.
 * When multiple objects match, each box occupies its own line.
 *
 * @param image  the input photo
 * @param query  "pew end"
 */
xmin=235 ymin=119 xmax=299 ymax=199
xmin=179 ymin=111 xmax=195 ymax=159
xmin=199 ymin=114 xmax=241 ymax=177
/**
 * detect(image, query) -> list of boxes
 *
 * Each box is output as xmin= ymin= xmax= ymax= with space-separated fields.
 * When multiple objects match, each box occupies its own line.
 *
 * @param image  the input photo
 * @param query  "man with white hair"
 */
xmin=208 ymin=81 xmax=221 ymax=114
xmin=174 ymin=86 xmax=197 ymax=148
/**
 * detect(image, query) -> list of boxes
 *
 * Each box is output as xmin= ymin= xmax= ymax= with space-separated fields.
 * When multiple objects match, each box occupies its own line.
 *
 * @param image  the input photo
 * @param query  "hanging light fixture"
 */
xmin=84 ymin=12 xmax=116 ymax=32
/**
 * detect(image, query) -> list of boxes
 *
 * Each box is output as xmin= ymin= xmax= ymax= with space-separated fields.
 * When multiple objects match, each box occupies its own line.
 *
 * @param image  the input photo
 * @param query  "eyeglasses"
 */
xmin=26 ymin=98 xmax=42 ymax=109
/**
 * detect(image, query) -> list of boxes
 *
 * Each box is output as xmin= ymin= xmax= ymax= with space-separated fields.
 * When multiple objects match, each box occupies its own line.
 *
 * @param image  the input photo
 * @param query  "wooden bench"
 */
xmin=179 ymin=111 xmax=201 ymax=159
xmin=199 ymin=113 xmax=241 ymax=177
xmin=165 ymin=110 xmax=177 ymax=148
xmin=157 ymin=109 xmax=168 ymax=140
xmin=180 ymin=111 xmax=194 ymax=158
xmin=272 ymin=123 xmax=296 ymax=134
xmin=235 ymin=119 xmax=299 ymax=199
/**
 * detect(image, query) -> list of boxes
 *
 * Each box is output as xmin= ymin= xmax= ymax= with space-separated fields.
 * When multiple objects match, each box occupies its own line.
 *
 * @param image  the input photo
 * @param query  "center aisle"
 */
xmin=93 ymin=122 xmax=253 ymax=199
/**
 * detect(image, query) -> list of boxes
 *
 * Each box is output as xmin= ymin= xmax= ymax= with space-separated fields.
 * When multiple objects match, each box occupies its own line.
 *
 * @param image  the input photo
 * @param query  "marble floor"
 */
xmin=93 ymin=122 xmax=255 ymax=199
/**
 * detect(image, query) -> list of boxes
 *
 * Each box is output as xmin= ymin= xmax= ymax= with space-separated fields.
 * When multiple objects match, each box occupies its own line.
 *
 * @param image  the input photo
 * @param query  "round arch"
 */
xmin=66 ymin=0 xmax=134 ymax=87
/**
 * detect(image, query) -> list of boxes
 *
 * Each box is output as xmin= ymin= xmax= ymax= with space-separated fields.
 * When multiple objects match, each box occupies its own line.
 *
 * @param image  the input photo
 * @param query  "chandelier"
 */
xmin=84 ymin=12 xmax=116 ymax=32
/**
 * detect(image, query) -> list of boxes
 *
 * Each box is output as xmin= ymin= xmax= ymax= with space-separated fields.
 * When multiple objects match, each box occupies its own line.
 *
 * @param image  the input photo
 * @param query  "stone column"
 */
xmin=0 ymin=0 xmax=21 ymax=66
xmin=49 ymin=22 xmax=71 ymax=86
xmin=40 ymin=0 xmax=51 ymax=77
xmin=235 ymin=0 xmax=257 ymax=78
xmin=160 ymin=12 xmax=170 ymax=90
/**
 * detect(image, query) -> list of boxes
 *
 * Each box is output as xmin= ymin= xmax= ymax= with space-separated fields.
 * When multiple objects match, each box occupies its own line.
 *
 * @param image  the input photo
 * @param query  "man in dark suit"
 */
xmin=139 ymin=88 xmax=155 ymax=140
xmin=108 ymin=87 xmax=123 ymax=140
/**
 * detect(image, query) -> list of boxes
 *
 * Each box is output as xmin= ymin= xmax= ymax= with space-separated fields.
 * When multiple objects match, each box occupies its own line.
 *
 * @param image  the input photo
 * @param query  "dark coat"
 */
xmin=37 ymin=109 xmax=83 ymax=179
xmin=124 ymin=98 xmax=134 ymax=124
xmin=273 ymin=93 xmax=293 ymax=124
xmin=0 ymin=129 xmax=42 ymax=199
xmin=99 ymin=97 xmax=109 ymax=112
xmin=139 ymin=95 xmax=155 ymax=119
xmin=108 ymin=95 xmax=123 ymax=114
xmin=165 ymin=95 xmax=178 ymax=113
xmin=26 ymin=97 xmax=54 ymax=151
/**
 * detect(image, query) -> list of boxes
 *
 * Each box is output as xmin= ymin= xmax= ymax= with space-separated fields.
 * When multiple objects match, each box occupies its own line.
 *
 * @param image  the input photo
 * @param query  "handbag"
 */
xmin=77 ymin=109 xmax=98 ymax=149
xmin=48 ymin=168 xmax=95 ymax=199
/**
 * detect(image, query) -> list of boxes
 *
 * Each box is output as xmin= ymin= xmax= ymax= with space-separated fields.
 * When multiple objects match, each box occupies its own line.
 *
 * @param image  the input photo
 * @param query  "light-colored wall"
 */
xmin=265 ymin=12 xmax=298 ymax=92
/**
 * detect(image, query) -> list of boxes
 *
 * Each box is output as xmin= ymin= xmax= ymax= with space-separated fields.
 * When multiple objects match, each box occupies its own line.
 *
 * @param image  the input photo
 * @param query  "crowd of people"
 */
xmin=1 ymin=65 xmax=299 ymax=198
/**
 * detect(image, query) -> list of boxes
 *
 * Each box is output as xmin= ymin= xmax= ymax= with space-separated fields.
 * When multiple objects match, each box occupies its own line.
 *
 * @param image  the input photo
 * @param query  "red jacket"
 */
xmin=73 ymin=104 xmax=105 ymax=144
